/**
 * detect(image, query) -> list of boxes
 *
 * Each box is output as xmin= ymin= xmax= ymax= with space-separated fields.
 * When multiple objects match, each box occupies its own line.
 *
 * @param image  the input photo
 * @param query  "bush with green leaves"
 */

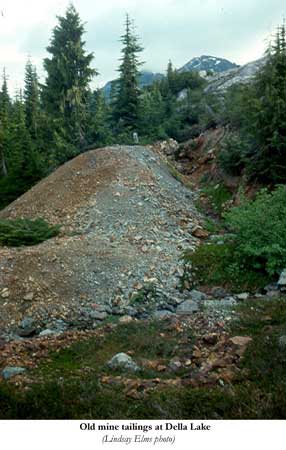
xmin=225 ymin=185 xmax=286 ymax=275
xmin=182 ymin=242 xmax=270 ymax=292
xmin=0 ymin=218 xmax=60 ymax=247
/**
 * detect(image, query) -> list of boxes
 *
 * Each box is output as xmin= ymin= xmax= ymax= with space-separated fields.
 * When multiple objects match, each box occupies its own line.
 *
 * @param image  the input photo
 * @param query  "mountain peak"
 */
xmin=178 ymin=55 xmax=239 ymax=74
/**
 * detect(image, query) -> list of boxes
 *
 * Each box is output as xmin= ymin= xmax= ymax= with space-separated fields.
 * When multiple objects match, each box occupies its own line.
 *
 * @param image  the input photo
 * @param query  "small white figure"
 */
xmin=133 ymin=132 xmax=139 ymax=144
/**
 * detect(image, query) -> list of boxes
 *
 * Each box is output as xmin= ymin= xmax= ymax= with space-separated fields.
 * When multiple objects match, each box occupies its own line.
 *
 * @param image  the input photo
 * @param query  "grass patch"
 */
xmin=1 ymin=299 xmax=286 ymax=418
xmin=182 ymin=242 xmax=272 ymax=292
xmin=0 ymin=218 xmax=60 ymax=247
xmin=33 ymin=320 xmax=193 ymax=382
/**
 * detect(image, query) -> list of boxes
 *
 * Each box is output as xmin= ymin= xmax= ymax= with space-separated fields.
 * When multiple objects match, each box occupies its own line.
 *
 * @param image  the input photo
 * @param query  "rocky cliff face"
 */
xmin=205 ymin=57 xmax=266 ymax=93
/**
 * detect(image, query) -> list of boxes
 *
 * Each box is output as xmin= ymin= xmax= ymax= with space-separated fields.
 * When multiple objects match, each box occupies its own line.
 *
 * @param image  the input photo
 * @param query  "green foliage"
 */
xmin=183 ymin=242 xmax=270 ymax=292
xmin=42 ymin=4 xmax=97 ymax=152
xmin=223 ymin=23 xmax=286 ymax=183
xmin=225 ymin=185 xmax=286 ymax=275
xmin=139 ymin=84 xmax=167 ymax=139
xmin=24 ymin=60 xmax=41 ymax=141
xmin=112 ymin=14 xmax=143 ymax=132
xmin=130 ymin=283 xmax=158 ymax=305
xmin=203 ymin=217 xmax=221 ymax=233
xmin=0 ymin=89 xmax=45 ymax=209
xmin=218 ymin=132 xmax=247 ymax=176
xmin=201 ymin=182 xmax=232 ymax=214
xmin=0 ymin=218 xmax=60 ymax=247
xmin=0 ymin=69 xmax=10 ymax=178
xmin=153 ymin=66 xmax=206 ymax=142
xmin=87 ymin=90 xmax=112 ymax=147
xmin=184 ymin=185 xmax=286 ymax=291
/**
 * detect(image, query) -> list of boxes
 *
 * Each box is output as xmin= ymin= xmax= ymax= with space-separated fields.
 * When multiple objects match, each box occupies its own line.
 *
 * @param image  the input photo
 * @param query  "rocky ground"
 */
xmin=1 ymin=143 xmax=286 ymax=419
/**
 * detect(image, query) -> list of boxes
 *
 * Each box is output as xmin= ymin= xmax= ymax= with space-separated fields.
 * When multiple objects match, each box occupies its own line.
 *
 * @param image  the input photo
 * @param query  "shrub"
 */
xmin=0 ymin=218 xmax=60 ymax=247
xmin=225 ymin=185 xmax=286 ymax=275
xmin=182 ymin=242 xmax=270 ymax=292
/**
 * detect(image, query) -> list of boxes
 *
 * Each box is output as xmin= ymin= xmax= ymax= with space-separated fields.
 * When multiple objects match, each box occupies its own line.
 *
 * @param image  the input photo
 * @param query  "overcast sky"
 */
xmin=0 ymin=0 xmax=285 ymax=93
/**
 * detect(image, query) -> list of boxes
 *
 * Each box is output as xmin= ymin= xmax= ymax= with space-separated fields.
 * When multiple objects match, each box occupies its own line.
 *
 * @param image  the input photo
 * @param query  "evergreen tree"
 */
xmin=112 ymin=14 xmax=143 ymax=133
xmin=87 ymin=89 xmax=112 ymax=146
xmin=139 ymin=84 xmax=166 ymax=139
xmin=0 ymin=91 xmax=43 ymax=207
xmin=42 ymin=4 xmax=96 ymax=154
xmin=166 ymin=60 xmax=176 ymax=93
xmin=0 ymin=70 xmax=10 ymax=177
xmin=24 ymin=59 xmax=40 ymax=140
xmin=245 ymin=22 xmax=286 ymax=182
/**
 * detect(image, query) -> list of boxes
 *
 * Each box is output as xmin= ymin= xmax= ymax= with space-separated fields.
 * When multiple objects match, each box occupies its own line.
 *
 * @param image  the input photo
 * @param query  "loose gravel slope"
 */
xmin=0 ymin=145 xmax=201 ymax=332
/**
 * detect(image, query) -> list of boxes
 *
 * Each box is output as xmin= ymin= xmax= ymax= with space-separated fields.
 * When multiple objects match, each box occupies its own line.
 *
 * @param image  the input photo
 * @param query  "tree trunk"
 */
xmin=0 ymin=149 xmax=8 ymax=177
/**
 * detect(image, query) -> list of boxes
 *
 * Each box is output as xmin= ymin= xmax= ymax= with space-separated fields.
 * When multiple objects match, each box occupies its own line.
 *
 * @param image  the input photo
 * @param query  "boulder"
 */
xmin=1 ymin=288 xmax=10 ymax=299
xmin=265 ymin=283 xmax=279 ymax=293
xmin=278 ymin=270 xmax=286 ymax=287
xmin=17 ymin=317 xmax=37 ymax=337
xmin=176 ymin=300 xmax=199 ymax=314
xmin=153 ymin=310 xmax=174 ymax=320
xmin=23 ymin=292 xmax=34 ymax=301
xmin=192 ymin=227 xmax=209 ymax=239
xmin=168 ymin=357 xmax=182 ymax=371
xmin=236 ymin=293 xmax=249 ymax=301
xmin=230 ymin=336 xmax=253 ymax=346
xmin=2 ymin=366 xmax=26 ymax=380
xmin=211 ymin=287 xmax=228 ymax=298
xmin=89 ymin=310 xmax=108 ymax=321
xmin=190 ymin=289 xmax=207 ymax=302
xmin=108 ymin=353 xmax=140 ymax=372
xmin=118 ymin=315 xmax=133 ymax=324
xmin=39 ymin=329 xmax=58 ymax=337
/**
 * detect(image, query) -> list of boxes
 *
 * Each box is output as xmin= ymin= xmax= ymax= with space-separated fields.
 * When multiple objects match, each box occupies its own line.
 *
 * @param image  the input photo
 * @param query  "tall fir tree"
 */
xmin=139 ymin=84 xmax=166 ymax=139
xmin=166 ymin=60 xmax=176 ymax=93
xmin=24 ymin=59 xmax=40 ymax=141
xmin=112 ymin=14 xmax=143 ymax=133
xmin=0 ymin=90 xmax=43 ymax=208
xmin=0 ymin=69 xmax=10 ymax=177
xmin=248 ymin=22 xmax=286 ymax=182
xmin=42 ymin=3 xmax=97 ymax=157
xmin=87 ymin=89 xmax=112 ymax=146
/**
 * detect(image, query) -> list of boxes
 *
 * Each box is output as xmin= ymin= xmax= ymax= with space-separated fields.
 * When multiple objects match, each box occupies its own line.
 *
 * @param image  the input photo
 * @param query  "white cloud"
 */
xmin=0 ymin=0 xmax=285 ymax=93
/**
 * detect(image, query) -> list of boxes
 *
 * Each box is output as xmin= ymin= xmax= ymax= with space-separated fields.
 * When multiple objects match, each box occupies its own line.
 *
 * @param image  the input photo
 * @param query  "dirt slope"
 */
xmin=0 ymin=145 xmax=201 ymax=332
